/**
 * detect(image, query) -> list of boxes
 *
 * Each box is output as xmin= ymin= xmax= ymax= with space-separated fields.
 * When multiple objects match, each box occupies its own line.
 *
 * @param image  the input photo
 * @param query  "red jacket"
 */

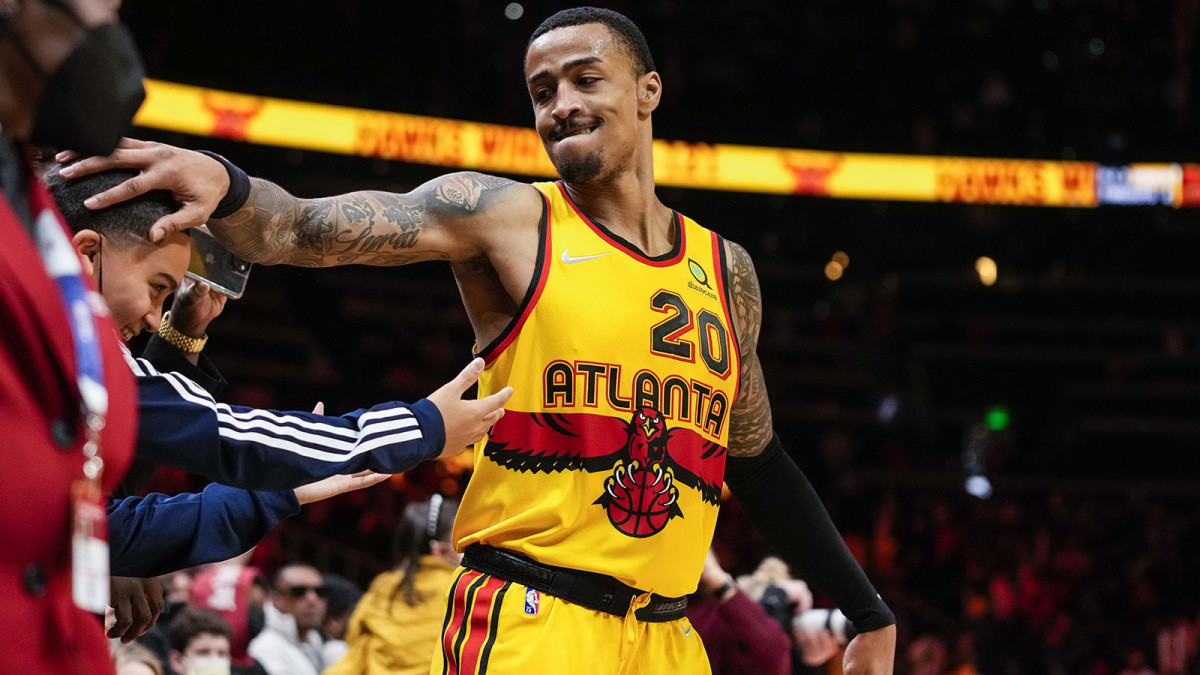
xmin=0 ymin=165 xmax=136 ymax=674
xmin=687 ymin=589 xmax=794 ymax=675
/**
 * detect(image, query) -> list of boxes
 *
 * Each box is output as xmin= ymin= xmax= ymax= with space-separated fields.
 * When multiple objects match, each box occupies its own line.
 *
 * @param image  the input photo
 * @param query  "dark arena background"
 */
xmin=120 ymin=1 xmax=1200 ymax=673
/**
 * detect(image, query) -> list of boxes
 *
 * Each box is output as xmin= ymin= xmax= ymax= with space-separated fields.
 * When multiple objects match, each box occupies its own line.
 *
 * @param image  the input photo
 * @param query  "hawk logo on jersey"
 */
xmin=593 ymin=408 xmax=681 ymax=537
xmin=481 ymin=407 xmax=726 ymax=538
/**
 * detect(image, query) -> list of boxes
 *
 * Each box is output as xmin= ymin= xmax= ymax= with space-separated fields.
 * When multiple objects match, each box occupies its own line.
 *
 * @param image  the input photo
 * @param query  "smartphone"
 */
xmin=186 ymin=226 xmax=252 ymax=299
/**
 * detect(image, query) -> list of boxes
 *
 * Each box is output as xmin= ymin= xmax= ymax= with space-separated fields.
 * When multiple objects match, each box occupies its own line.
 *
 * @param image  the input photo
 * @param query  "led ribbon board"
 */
xmin=134 ymin=79 xmax=1200 ymax=207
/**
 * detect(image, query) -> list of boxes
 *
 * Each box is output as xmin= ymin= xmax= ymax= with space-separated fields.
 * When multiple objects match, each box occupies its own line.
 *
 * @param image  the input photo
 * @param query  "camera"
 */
xmin=759 ymin=584 xmax=796 ymax=629
xmin=793 ymin=608 xmax=857 ymax=645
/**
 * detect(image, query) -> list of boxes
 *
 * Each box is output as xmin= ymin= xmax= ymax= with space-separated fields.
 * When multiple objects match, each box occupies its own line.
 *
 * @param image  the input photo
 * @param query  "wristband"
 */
xmin=197 ymin=150 xmax=251 ymax=219
xmin=714 ymin=578 xmax=736 ymax=601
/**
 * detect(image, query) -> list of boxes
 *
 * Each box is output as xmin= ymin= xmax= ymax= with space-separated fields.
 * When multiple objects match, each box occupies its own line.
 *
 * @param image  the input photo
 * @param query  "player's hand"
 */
xmin=842 ymin=624 xmax=896 ymax=675
xmin=56 ymin=138 xmax=230 ymax=242
xmin=427 ymin=358 xmax=513 ymax=458
xmin=108 ymin=576 xmax=165 ymax=643
xmin=168 ymin=276 xmax=229 ymax=339
xmin=294 ymin=470 xmax=391 ymax=505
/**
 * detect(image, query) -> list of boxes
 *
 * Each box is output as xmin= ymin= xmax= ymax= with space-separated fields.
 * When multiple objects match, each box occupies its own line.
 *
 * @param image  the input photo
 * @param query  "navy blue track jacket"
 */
xmin=108 ymin=484 xmax=299 ymax=577
xmin=105 ymin=353 xmax=446 ymax=575
xmin=128 ymin=354 xmax=446 ymax=490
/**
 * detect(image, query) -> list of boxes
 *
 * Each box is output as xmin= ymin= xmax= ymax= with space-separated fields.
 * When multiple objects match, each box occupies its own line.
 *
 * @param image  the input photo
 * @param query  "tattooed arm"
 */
xmin=54 ymin=140 xmax=541 ymax=267
xmin=723 ymin=239 xmax=774 ymax=458
xmin=210 ymin=172 xmax=542 ymax=267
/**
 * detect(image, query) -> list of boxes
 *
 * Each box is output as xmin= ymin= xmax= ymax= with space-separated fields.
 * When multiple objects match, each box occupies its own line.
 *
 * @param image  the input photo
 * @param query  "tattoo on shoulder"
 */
xmin=726 ymin=240 xmax=763 ymax=356
xmin=432 ymin=173 xmax=515 ymax=212
xmin=723 ymin=239 xmax=773 ymax=457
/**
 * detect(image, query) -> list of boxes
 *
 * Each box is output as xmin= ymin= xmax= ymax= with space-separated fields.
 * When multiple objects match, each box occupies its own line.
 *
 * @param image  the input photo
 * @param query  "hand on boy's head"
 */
xmin=57 ymin=139 xmax=231 ymax=242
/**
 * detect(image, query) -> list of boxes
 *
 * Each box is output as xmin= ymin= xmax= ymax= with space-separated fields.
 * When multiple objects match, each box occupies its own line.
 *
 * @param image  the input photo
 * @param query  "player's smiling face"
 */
xmin=525 ymin=23 xmax=652 ymax=184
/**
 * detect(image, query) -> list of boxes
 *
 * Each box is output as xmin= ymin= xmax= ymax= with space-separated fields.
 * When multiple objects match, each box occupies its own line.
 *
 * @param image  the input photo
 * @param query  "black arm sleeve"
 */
xmin=723 ymin=433 xmax=895 ymax=634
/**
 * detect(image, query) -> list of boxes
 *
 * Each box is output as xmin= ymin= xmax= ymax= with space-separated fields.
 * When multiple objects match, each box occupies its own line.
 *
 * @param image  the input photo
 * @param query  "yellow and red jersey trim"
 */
xmin=474 ymin=190 xmax=552 ymax=366
xmin=555 ymin=181 xmax=688 ymax=267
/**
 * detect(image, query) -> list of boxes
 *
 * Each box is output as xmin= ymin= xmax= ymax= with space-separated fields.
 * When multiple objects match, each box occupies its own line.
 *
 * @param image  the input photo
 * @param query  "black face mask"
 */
xmin=10 ymin=3 xmax=146 ymax=155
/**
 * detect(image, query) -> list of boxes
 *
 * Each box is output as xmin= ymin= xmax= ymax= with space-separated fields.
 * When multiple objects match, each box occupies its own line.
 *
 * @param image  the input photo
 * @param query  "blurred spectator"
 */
xmin=248 ymin=562 xmax=326 ymax=672
xmin=112 ymin=642 xmax=165 ymax=675
xmin=686 ymin=549 xmax=793 ymax=675
xmin=794 ymin=629 xmax=841 ymax=671
xmin=736 ymin=556 xmax=792 ymax=603
xmin=249 ymin=564 xmax=327 ymax=675
xmin=907 ymin=635 xmax=949 ymax=675
xmin=192 ymin=566 xmax=270 ymax=673
xmin=325 ymin=496 xmax=460 ymax=675
xmin=1157 ymin=619 xmax=1194 ymax=675
xmin=320 ymin=574 xmax=364 ymax=667
xmin=742 ymin=555 xmax=846 ymax=675
xmin=166 ymin=572 xmax=196 ymax=606
xmin=166 ymin=606 xmax=239 ymax=675
xmin=1119 ymin=650 xmax=1157 ymax=675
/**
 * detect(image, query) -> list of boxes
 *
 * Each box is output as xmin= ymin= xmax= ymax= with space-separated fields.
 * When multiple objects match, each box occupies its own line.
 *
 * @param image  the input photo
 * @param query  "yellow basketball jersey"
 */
xmin=454 ymin=181 xmax=741 ymax=597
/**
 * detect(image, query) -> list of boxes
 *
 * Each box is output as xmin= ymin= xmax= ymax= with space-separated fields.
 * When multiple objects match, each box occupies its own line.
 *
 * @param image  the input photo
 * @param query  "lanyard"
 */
xmin=28 ymin=172 xmax=109 ymax=490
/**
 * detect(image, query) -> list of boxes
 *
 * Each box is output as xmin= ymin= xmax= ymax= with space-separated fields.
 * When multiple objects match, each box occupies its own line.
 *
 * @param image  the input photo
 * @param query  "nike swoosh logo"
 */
xmin=561 ymin=250 xmax=611 ymax=264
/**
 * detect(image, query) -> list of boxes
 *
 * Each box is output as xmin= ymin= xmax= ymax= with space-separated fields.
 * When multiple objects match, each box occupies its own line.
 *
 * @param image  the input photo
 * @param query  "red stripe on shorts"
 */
xmin=458 ymin=576 xmax=508 ymax=675
xmin=442 ymin=570 xmax=483 ymax=673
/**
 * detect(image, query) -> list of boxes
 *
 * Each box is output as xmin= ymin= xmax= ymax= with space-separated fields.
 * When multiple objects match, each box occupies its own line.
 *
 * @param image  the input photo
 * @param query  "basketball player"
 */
xmin=64 ymin=8 xmax=896 ymax=674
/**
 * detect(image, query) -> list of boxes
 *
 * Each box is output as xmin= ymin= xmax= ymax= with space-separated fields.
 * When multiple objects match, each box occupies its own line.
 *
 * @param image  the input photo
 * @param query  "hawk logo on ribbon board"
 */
xmin=201 ymin=93 xmax=264 ymax=142
xmin=482 ymin=407 xmax=726 ymax=538
xmin=783 ymin=152 xmax=841 ymax=196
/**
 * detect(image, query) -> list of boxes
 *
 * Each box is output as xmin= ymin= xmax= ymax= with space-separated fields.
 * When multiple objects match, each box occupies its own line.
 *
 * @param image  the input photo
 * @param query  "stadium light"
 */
xmin=975 ymin=256 xmax=998 ymax=286
xmin=985 ymin=405 xmax=1010 ymax=432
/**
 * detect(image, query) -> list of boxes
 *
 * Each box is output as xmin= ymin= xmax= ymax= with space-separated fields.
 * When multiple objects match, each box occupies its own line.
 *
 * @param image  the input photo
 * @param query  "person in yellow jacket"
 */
xmin=325 ymin=496 xmax=462 ymax=675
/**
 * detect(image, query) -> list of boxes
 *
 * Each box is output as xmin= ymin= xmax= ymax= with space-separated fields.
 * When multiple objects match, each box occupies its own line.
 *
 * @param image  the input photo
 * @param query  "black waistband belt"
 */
xmin=461 ymin=544 xmax=688 ymax=623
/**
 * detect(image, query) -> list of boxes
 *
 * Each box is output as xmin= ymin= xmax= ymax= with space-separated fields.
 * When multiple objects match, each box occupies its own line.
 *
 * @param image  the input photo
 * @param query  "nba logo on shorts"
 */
xmin=524 ymin=588 xmax=540 ymax=616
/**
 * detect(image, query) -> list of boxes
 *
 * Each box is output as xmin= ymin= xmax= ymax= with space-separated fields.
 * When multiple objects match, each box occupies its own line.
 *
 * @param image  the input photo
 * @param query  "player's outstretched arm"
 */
xmin=58 ymin=138 xmax=542 ymax=266
xmin=210 ymin=170 xmax=539 ymax=267
xmin=720 ymin=239 xmax=897 ymax=675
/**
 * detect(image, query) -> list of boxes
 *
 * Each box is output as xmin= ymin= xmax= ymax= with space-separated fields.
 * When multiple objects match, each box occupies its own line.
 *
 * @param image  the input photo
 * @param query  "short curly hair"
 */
xmin=528 ymin=7 xmax=656 ymax=76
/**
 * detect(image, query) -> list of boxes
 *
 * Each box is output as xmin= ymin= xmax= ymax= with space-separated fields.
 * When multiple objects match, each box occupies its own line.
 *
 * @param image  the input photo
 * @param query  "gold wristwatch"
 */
xmin=159 ymin=311 xmax=208 ymax=354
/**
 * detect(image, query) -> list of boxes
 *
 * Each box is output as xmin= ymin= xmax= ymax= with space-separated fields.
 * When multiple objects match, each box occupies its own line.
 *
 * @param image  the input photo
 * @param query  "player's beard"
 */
xmin=554 ymin=150 xmax=604 ymax=184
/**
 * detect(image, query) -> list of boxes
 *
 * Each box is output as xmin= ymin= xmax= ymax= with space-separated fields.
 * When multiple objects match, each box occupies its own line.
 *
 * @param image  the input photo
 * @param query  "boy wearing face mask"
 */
xmin=166 ymin=606 xmax=252 ymax=675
